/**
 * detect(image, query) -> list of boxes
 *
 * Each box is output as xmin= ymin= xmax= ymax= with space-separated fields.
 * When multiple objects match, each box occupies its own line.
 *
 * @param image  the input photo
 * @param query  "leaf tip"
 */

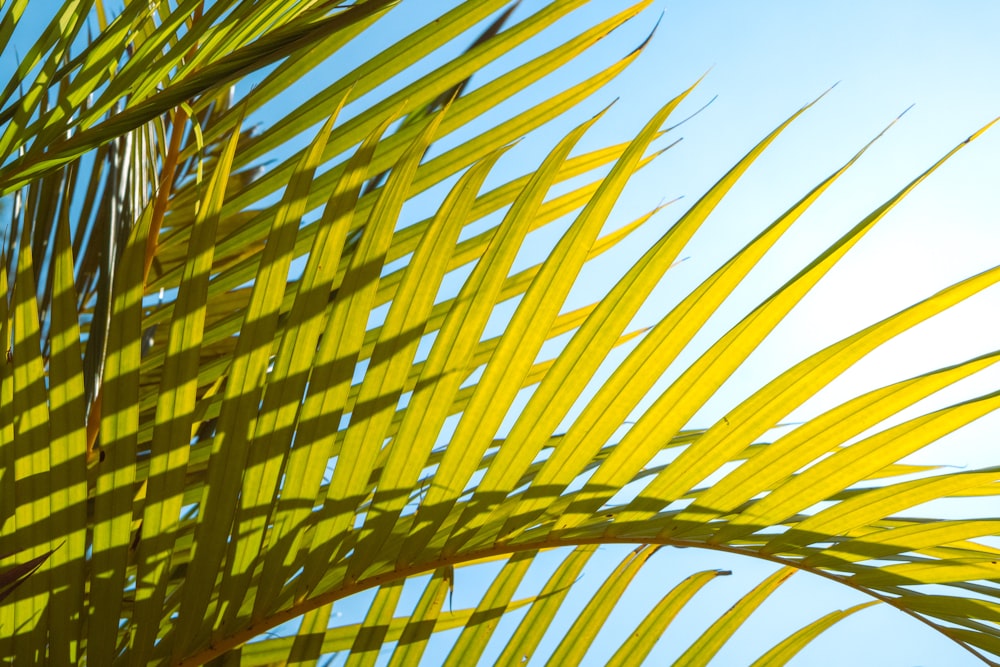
xmin=629 ymin=10 xmax=663 ymax=56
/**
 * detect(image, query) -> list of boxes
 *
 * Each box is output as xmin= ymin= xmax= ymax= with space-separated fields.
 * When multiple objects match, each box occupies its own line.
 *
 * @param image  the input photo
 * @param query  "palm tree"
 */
xmin=2 ymin=1 xmax=999 ymax=664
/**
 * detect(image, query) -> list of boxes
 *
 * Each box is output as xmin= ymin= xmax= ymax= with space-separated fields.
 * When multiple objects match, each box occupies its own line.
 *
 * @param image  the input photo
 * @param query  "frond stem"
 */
xmin=177 ymin=535 xmax=999 ymax=666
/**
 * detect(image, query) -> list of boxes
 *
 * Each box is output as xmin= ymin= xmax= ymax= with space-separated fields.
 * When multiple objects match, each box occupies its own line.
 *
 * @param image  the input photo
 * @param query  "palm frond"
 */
xmin=2 ymin=1 xmax=999 ymax=665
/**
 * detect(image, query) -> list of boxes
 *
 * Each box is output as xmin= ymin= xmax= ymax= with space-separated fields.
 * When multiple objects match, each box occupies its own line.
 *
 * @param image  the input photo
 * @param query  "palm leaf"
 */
xmin=2 ymin=1 xmax=999 ymax=665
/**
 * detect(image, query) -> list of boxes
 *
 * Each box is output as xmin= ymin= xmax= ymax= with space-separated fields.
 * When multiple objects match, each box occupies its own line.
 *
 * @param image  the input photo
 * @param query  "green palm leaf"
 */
xmin=2 ymin=1 xmax=999 ymax=665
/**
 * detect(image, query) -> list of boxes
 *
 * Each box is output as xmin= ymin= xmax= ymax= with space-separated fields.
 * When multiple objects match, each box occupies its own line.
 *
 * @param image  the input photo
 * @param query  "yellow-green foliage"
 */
xmin=1 ymin=1 xmax=999 ymax=665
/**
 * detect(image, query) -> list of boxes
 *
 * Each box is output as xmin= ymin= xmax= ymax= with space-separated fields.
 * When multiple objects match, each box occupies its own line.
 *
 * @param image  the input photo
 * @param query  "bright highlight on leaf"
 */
xmin=1 ymin=1 xmax=999 ymax=665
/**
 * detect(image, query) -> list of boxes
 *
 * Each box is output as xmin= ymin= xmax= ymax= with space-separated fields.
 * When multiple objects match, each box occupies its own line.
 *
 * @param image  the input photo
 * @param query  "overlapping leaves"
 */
xmin=1 ymin=0 xmax=999 ymax=665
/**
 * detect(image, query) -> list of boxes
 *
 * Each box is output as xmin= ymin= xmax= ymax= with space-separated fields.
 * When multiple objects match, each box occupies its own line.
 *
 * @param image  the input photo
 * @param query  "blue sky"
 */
xmin=633 ymin=2 xmax=1000 ymax=494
